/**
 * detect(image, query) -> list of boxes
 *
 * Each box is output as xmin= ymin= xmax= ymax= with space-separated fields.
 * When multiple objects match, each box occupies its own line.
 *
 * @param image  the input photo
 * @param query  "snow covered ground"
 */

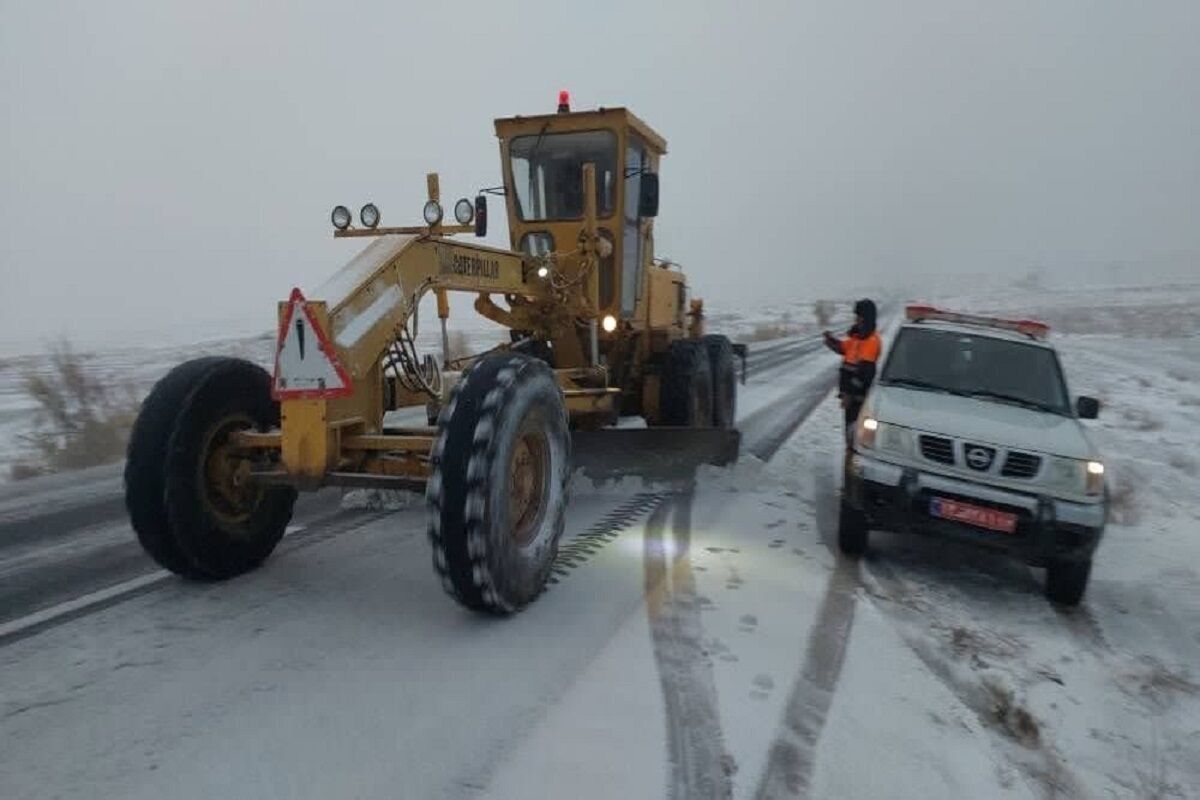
xmin=0 ymin=282 xmax=1197 ymax=799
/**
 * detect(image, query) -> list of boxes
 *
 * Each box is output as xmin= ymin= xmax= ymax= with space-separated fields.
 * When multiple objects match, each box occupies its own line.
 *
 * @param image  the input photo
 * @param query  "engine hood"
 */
xmin=868 ymin=386 xmax=1097 ymax=460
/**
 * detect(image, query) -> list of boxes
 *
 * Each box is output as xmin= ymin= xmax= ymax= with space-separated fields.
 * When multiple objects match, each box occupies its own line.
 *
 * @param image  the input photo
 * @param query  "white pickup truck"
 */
xmin=841 ymin=305 xmax=1107 ymax=605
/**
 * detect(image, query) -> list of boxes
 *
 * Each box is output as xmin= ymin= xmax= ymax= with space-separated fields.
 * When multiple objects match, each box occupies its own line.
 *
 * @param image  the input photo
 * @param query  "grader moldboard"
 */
xmin=125 ymin=95 xmax=746 ymax=614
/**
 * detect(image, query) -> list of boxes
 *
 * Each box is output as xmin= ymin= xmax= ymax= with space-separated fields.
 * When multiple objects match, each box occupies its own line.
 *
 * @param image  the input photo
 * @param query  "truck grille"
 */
xmin=1001 ymin=451 xmax=1042 ymax=479
xmin=919 ymin=435 xmax=955 ymax=465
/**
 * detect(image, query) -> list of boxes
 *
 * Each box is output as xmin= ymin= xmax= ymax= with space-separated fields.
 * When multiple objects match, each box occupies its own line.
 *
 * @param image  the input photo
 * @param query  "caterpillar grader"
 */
xmin=125 ymin=94 xmax=744 ymax=614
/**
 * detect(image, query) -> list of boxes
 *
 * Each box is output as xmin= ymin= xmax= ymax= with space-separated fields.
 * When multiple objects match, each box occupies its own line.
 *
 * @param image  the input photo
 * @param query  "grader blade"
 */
xmin=571 ymin=428 xmax=741 ymax=482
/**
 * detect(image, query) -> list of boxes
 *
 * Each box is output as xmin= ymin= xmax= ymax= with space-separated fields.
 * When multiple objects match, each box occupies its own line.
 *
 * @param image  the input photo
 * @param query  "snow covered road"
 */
xmin=2 ymin=296 xmax=1198 ymax=800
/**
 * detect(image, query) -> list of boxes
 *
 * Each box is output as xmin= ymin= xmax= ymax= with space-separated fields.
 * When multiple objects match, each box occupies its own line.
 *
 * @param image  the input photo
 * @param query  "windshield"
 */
xmin=509 ymin=130 xmax=617 ymax=221
xmin=881 ymin=327 xmax=1072 ymax=415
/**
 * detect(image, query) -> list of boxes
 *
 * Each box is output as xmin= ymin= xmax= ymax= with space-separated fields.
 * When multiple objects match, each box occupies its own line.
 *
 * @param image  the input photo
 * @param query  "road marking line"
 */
xmin=0 ymin=521 xmax=323 ymax=644
xmin=0 ymin=569 xmax=169 ymax=641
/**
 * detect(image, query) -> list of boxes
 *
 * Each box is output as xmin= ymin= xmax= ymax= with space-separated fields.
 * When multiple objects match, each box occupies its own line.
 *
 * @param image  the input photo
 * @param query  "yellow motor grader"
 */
xmin=125 ymin=95 xmax=744 ymax=613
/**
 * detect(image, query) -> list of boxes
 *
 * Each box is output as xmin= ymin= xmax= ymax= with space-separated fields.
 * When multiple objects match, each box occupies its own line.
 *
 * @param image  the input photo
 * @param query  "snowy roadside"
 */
xmin=484 ymin=286 xmax=1200 ymax=799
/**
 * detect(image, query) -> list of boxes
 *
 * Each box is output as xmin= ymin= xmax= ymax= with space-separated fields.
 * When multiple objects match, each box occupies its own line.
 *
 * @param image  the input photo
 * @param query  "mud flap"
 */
xmin=571 ymin=428 xmax=741 ymax=482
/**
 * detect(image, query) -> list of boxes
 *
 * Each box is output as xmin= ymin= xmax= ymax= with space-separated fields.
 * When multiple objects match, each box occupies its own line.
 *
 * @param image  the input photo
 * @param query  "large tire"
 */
xmin=427 ymin=353 xmax=570 ymax=614
xmin=1045 ymin=558 xmax=1091 ymax=606
xmin=701 ymin=334 xmax=737 ymax=429
xmin=837 ymin=500 xmax=869 ymax=556
xmin=128 ymin=357 xmax=296 ymax=579
xmin=660 ymin=340 xmax=714 ymax=427
xmin=125 ymin=357 xmax=230 ymax=578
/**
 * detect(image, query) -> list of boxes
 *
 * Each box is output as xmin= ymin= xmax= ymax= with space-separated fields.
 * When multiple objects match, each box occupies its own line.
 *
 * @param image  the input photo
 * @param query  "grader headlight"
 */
xmin=331 ymin=205 xmax=352 ymax=230
xmin=454 ymin=198 xmax=474 ymax=225
xmin=423 ymin=200 xmax=444 ymax=226
xmin=359 ymin=203 xmax=380 ymax=229
xmin=602 ymin=314 xmax=618 ymax=333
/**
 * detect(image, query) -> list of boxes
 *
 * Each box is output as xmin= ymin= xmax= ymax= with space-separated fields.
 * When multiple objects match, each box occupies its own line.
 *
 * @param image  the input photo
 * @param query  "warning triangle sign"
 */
xmin=272 ymin=288 xmax=354 ymax=400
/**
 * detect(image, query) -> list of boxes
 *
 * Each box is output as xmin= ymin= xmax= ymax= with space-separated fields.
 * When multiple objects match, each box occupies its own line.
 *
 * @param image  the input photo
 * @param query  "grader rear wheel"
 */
xmin=427 ymin=353 xmax=570 ymax=614
xmin=126 ymin=358 xmax=296 ymax=579
xmin=702 ymin=334 xmax=737 ymax=429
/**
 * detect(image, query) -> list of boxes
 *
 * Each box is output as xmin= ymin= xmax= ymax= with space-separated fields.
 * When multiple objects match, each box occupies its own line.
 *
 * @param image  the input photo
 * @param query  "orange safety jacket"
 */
xmin=839 ymin=332 xmax=882 ymax=366
xmin=826 ymin=330 xmax=882 ymax=398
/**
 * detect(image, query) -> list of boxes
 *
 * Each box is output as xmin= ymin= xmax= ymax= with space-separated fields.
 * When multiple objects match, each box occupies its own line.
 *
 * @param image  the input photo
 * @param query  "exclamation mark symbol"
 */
xmin=296 ymin=316 xmax=306 ymax=360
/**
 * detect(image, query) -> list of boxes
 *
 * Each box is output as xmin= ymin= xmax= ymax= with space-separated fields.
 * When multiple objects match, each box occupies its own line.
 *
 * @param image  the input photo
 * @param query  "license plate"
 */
xmin=929 ymin=497 xmax=1018 ymax=534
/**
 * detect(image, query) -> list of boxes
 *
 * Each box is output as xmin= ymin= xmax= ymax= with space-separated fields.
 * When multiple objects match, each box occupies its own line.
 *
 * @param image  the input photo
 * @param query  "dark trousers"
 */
xmin=843 ymin=396 xmax=864 ymax=447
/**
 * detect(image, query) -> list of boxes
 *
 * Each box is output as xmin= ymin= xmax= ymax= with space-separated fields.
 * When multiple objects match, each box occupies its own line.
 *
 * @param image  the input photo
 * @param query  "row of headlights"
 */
xmin=330 ymin=198 xmax=476 ymax=231
xmin=856 ymin=418 xmax=1105 ymax=496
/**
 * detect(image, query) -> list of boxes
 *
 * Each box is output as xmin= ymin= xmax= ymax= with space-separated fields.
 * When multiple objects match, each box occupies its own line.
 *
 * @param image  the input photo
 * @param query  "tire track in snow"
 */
xmin=860 ymin=557 xmax=1088 ymax=800
xmin=753 ymin=465 xmax=860 ymax=799
xmin=644 ymin=488 xmax=734 ymax=800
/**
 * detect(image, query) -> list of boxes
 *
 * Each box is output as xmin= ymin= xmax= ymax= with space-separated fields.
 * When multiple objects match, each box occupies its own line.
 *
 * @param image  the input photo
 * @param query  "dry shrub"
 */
xmin=445 ymin=329 xmax=471 ymax=361
xmin=747 ymin=322 xmax=800 ymax=342
xmin=10 ymin=341 xmax=139 ymax=480
xmin=982 ymin=678 xmax=1041 ymax=748
xmin=1108 ymin=469 xmax=1140 ymax=526
xmin=1167 ymin=452 xmax=1199 ymax=477
xmin=1123 ymin=408 xmax=1164 ymax=432
xmin=813 ymin=300 xmax=835 ymax=328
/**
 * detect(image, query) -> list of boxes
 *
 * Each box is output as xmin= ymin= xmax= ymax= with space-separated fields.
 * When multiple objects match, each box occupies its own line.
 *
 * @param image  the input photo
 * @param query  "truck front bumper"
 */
xmin=846 ymin=452 xmax=1106 ymax=566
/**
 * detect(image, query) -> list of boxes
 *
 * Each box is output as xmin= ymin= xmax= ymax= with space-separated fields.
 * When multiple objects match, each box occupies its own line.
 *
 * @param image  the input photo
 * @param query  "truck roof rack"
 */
xmin=905 ymin=305 xmax=1050 ymax=340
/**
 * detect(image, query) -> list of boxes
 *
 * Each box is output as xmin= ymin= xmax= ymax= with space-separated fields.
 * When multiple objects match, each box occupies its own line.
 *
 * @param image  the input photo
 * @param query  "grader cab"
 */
xmin=125 ymin=95 xmax=743 ymax=614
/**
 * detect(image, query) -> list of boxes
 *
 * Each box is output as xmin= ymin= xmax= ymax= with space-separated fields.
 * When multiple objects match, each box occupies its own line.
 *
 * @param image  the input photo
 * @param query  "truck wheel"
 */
xmin=701 ymin=334 xmax=737 ymax=429
xmin=661 ymin=340 xmax=713 ymax=427
xmin=1045 ymin=558 xmax=1091 ymax=606
xmin=154 ymin=358 xmax=295 ymax=578
xmin=126 ymin=357 xmax=229 ymax=578
xmin=837 ymin=500 xmax=869 ymax=556
xmin=427 ymin=353 xmax=570 ymax=614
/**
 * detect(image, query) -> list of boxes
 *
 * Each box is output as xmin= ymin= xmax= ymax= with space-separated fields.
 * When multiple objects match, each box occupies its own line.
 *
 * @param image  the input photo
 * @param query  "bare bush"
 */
xmin=812 ymin=300 xmax=835 ymax=328
xmin=1108 ymin=469 xmax=1140 ymax=525
xmin=747 ymin=322 xmax=799 ymax=342
xmin=445 ymin=330 xmax=471 ymax=361
xmin=1123 ymin=408 xmax=1164 ymax=432
xmin=10 ymin=341 xmax=139 ymax=480
xmin=1167 ymin=452 xmax=1199 ymax=477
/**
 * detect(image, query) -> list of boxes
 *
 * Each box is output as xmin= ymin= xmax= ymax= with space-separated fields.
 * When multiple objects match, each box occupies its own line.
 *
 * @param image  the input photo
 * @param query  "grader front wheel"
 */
xmin=427 ymin=353 xmax=570 ymax=614
xmin=125 ymin=358 xmax=296 ymax=579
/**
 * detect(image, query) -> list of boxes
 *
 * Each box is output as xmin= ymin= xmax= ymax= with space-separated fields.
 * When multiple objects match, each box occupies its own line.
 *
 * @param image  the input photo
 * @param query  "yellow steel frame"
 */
xmin=235 ymin=107 xmax=700 ymax=489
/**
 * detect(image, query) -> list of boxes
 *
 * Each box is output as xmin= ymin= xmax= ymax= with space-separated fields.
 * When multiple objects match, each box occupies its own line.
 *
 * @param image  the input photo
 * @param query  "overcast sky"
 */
xmin=2 ymin=0 xmax=1197 ymax=351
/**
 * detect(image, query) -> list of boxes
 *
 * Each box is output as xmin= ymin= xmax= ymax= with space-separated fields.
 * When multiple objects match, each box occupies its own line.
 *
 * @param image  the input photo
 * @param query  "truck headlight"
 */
xmin=857 ymin=417 xmax=879 ymax=449
xmin=877 ymin=422 xmax=913 ymax=455
xmin=857 ymin=418 xmax=913 ymax=455
xmin=1046 ymin=456 xmax=1104 ymax=496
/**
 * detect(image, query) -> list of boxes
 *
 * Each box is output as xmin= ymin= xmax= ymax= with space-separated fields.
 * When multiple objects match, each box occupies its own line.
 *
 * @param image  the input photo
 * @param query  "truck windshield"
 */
xmin=510 ymin=130 xmax=616 ymax=221
xmin=881 ymin=327 xmax=1072 ymax=416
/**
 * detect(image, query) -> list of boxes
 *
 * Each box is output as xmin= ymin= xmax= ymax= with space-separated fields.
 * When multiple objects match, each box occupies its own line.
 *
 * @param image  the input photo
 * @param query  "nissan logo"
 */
xmin=966 ymin=447 xmax=993 ymax=470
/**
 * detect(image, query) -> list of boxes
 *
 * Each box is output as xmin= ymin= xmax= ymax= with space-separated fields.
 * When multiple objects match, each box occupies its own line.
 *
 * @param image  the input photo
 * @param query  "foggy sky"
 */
xmin=2 ymin=0 xmax=1197 ymax=351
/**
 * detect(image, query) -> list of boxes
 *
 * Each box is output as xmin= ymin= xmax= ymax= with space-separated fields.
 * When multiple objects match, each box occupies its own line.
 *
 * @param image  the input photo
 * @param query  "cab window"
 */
xmin=621 ymin=140 xmax=646 ymax=316
xmin=510 ymin=130 xmax=617 ymax=221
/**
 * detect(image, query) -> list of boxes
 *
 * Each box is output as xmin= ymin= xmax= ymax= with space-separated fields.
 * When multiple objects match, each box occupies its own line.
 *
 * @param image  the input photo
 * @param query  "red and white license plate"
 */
xmin=929 ymin=497 xmax=1018 ymax=534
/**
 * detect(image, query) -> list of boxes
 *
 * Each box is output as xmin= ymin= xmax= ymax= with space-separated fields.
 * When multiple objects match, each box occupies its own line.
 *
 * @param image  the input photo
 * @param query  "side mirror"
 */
xmin=1076 ymin=396 xmax=1100 ymax=419
xmin=474 ymin=195 xmax=488 ymax=237
xmin=637 ymin=172 xmax=659 ymax=218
